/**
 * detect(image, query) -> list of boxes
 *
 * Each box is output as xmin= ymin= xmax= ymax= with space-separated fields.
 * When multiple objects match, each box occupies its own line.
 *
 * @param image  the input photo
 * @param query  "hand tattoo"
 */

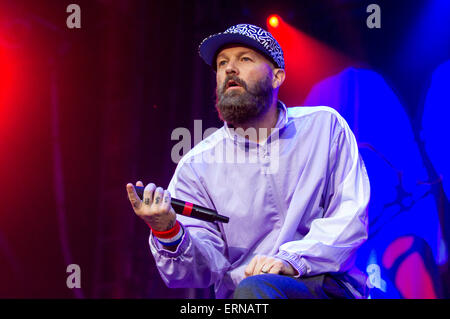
xmin=155 ymin=197 xmax=160 ymax=204
xmin=165 ymin=219 xmax=175 ymax=231
xmin=144 ymin=198 xmax=150 ymax=205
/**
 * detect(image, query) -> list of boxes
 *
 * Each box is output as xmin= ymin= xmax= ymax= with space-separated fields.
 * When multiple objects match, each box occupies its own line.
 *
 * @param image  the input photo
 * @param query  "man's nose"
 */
xmin=225 ymin=59 xmax=239 ymax=75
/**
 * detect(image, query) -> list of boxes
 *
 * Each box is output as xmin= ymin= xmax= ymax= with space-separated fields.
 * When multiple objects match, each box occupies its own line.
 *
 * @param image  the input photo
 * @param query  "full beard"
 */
xmin=215 ymin=74 xmax=273 ymax=126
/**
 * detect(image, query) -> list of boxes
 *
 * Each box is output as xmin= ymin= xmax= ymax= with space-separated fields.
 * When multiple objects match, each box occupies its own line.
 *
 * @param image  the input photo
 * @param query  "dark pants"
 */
xmin=233 ymin=273 xmax=355 ymax=299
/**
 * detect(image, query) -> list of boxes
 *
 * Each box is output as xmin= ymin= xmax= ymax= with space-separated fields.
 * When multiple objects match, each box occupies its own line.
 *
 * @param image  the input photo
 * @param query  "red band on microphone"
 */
xmin=182 ymin=202 xmax=194 ymax=217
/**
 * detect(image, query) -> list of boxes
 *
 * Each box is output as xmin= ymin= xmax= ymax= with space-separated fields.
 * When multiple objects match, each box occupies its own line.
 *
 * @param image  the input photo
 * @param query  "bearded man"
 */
xmin=126 ymin=24 xmax=370 ymax=299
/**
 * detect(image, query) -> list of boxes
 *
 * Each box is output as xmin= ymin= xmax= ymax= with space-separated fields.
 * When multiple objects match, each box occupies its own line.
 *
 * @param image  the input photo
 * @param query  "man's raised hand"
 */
xmin=126 ymin=181 xmax=177 ymax=231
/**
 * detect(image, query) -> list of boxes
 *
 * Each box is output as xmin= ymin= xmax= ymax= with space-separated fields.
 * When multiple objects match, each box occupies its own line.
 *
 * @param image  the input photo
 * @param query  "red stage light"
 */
xmin=268 ymin=15 xmax=280 ymax=28
xmin=267 ymin=16 xmax=352 ymax=105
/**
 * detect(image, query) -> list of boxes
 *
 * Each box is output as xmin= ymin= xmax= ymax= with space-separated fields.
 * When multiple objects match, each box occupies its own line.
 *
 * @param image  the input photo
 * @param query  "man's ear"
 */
xmin=272 ymin=68 xmax=286 ymax=89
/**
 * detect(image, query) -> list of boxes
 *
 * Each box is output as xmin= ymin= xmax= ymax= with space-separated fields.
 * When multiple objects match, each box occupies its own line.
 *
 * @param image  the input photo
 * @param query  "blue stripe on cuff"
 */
xmin=157 ymin=230 xmax=184 ymax=247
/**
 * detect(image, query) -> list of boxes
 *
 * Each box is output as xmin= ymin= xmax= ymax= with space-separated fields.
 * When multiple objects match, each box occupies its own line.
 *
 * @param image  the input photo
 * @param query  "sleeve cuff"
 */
xmin=149 ymin=222 xmax=190 ymax=258
xmin=275 ymin=250 xmax=307 ymax=278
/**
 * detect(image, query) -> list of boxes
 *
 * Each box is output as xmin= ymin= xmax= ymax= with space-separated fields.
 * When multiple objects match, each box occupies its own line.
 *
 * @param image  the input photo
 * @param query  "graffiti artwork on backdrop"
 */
xmin=303 ymin=66 xmax=448 ymax=298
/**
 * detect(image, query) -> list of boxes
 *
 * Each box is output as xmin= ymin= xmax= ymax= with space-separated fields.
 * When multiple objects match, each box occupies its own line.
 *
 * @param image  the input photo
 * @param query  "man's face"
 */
xmin=215 ymin=45 xmax=275 ymax=126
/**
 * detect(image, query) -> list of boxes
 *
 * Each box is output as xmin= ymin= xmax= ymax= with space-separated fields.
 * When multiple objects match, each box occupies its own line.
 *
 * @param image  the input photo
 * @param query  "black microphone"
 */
xmin=134 ymin=186 xmax=229 ymax=223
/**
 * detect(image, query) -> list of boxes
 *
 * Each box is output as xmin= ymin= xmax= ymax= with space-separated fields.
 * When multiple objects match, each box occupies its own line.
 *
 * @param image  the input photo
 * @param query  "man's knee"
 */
xmin=233 ymin=274 xmax=285 ymax=299
xmin=233 ymin=276 xmax=259 ymax=299
xmin=233 ymin=274 xmax=341 ymax=299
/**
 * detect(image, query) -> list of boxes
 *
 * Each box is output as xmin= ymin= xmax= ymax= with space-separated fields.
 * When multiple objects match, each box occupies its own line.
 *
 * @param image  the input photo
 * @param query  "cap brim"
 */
xmin=199 ymin=33 xmax=277 ymax=69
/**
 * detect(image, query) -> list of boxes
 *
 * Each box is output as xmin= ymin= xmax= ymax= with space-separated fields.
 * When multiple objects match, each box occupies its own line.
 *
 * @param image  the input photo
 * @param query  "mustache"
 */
xmin=219 ymin=75 xmax=248 ymax=94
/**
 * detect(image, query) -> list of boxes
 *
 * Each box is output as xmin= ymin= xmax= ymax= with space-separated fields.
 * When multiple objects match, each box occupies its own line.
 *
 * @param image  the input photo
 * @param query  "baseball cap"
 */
xmin=198 ymin=24 xmax=285 ymax=70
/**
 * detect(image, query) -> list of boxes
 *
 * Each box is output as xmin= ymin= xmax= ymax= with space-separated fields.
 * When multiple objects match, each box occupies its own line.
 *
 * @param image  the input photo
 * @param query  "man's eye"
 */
xmin=218 ymin=60 xmax=227 ymax=67
xmin=242 ymin=57 xmax=252 ymax=62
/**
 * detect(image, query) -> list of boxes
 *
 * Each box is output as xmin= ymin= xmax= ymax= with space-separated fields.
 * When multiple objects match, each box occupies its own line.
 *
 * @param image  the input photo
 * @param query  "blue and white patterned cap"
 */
xmin=199 ymin=24 xmax=285 ymax=70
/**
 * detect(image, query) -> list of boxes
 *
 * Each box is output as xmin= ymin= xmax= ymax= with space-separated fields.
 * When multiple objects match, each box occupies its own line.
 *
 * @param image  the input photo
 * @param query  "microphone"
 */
xmin=134 ymin=186 xmax=229 ymax=223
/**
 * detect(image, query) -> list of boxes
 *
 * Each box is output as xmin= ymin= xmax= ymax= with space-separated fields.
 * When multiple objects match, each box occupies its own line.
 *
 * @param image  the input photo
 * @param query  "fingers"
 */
xmin=143 ymin=183 xmax=156 ymax=206
xmin=126 ymin=181 xmax=177 ymax=231
xmin=126 ymin=183 xmax=142 ymax=210
xmin=153 ymin=187 xmax=164 ymax=206
xmin=245 ymin=255 xmax=268 ymax=277
xmin=253 ymin=256 xmax=266 ymax=275
xmin=268 ymin=263 xmax=282 ymax=274
xmin=244 ymin=256 xmax=258 ymax=278
xmin=160 ymin=190 xmax=172 ymax=211
xmin=244 ymin=255 xmax=288 ymax=277
xmin=126 ymin=181 xmax=157 ymax=210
